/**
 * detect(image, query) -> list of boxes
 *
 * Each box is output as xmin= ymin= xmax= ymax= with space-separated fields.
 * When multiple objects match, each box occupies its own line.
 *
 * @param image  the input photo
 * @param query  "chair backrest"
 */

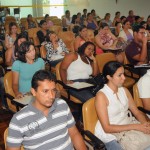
xmin=49 ymin=16 xmax=58 ymax=20
xmin=96 ymin=53 xmax=116 ymax=73
xmin=28 ymin=27 xmax=40 ymax=40
xmin=40 ymin=45 xmax=46 ymax=59
xmin=3 ymin=71 xmax=16 ymax=112
xmin=5 ymin=16 xmax=16 ymax=22
xmin=49 ymin=25 xmax=62 ymax=34
xmin=58 ymin=31 xmax=75 ymax=52
xmin=82 ymin=97 xmax=98 ymax=134
xmin=55 ymin=62 xmax=64 ymax=91
xmin=32 ymin=36 xmax=40 ymax=46
xmin=123 ymin=52 xmax=130 ymax=65
xmin=4 ymin=128 xmax=8 ymax=149
xmin=4 ymin=128 xmax=24 ymax=150
xmin=133 ymin=83 xmax=143 ymax=107
xmin=35 ymin=17 xmax=44 ymax=23
xmin=20 ymin=18 xmax=27 ymax=27
xmin=52 ymin=18 xmax=62 ymax=26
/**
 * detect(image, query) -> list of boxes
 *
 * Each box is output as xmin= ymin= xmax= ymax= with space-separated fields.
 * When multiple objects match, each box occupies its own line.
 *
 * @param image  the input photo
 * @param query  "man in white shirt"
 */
xmin=137 ymin=69 xmax=150 ymax=113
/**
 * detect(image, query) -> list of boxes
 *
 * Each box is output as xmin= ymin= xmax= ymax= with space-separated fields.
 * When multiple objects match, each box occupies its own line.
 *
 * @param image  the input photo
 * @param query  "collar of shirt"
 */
xmin=28 ymin=98 xmax=57 ymax=115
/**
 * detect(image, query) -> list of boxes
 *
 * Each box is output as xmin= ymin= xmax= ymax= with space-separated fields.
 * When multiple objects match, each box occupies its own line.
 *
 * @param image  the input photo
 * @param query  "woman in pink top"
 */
xmin=95 ymin=23 xmax=124 ymax=62
xmin=74 ymin=25 xmax=89 ymax=51
xmin=45 ymin=14 xmax=54 ymax=28
xmin=74 ymin=25 xmax=103 ymax=54
xmin=95 ymin=23 xmax=117 ymax=50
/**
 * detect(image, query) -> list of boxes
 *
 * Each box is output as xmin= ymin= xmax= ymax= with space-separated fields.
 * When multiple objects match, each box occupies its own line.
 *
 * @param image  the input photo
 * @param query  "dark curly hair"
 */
xmin=17 ymin=41 xmax=37 ymax=63
xmin=14 ymin=33 xmax=28 ymax=57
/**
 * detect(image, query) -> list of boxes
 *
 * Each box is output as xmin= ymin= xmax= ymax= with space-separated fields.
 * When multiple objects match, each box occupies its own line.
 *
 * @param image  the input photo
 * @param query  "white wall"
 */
xmin=1 ymin=0 xmax=33 ymax=18
xmin=1 ymin=0 xmax=150 ymax=20
xmin=65 ymin=0 xmax=150 ymax=21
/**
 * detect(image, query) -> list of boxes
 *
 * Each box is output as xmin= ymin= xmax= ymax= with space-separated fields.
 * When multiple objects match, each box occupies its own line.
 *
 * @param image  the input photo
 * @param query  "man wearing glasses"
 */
xmin=125 ymin=25 xmax=148 ymax=75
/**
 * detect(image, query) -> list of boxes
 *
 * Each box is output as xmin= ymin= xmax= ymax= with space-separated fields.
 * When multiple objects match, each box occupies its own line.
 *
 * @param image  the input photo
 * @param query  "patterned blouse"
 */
xmin=28 ymin=21 xmax=36 ymax=29
xmin=45 ymin=39 xmax=68 ymax=61
xmin=99 ymin=31 xmax=114 ymax=47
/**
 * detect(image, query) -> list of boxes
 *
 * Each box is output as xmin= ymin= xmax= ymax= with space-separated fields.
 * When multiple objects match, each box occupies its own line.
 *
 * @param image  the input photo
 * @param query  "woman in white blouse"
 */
xmin=119 ymin=20 xmax=133 ymax=42
xmin=45 ymin=31 xmax=69 ymax=67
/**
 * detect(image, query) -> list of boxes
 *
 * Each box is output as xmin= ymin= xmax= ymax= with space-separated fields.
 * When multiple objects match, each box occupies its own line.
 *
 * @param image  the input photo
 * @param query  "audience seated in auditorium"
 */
xmin=95 ymin=61 xmax=150 ymax=150
xmin=140 ymin=21 xmax=150 ymax=40
xmin=101 ymin=13 xmax=112 ymax=27
xmin=146 ymin=15 xmax=150 ymax=32
xmin=44 ymin=14 xmax=54 ymax=28
xmin=5 ymin=33 xmax=28 ymax=66
xmin=74 ymin=25 xmax=89 ymax=51
xmin=37 ymin=20 xmax=50 ymax=45
xmin=7 ymin=70 xmax=86 ymax=150
xmin=45 ymin=31 xmax=68 ymax=67
xmin=119 ymin=20 xmax=133 ymax=42
xmin=120 ymin=16 xmax=127 ymax=25
xmin=95 ymin=23 xmax=119 ymax=50
xmin=132 ymin=16 xmax=142 ymax=29
xmin=76 ymin=12 xmax=82 ymax=26
xmin=126 ymin=10 xmax=135 ymax=25
xmin=112 ymin=11 xmax=121 ymax=27
xmin=84 ymin=12 xmax=99 ymax=31
xmin=60 ymin=41 xmax=98 ymax=102
xmin=5 ymin=22 xmax=18 ymax=49
xmin=62 ymin=10 xmax=72 ymax=31
xmin=12 ymin=41 xmax=45 ymax=98
xmin=25 ymin=14 xmax=38 ymax=30
xmin=71 ymin=13 xmax=82 ymax=34
xmin=113 ymin=22 xmax=122 ymax=37
xmin=95 ymin=23 xmax=124 ymax=62
xmin=91 ymin=9 xmax=101 ymax=24
xmin=81 ymin=8 xmax=87 ymax=22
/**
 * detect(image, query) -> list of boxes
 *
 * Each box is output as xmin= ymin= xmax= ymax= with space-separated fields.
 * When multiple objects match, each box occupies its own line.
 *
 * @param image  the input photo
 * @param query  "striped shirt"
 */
xmin=7 ymin=98 xmax=75 ymax=150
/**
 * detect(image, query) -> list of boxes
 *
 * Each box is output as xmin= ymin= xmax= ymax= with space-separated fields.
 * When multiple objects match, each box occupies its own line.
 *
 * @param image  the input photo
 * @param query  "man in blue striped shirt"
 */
xmin=7 ymin=70 xmax=86 ymax=150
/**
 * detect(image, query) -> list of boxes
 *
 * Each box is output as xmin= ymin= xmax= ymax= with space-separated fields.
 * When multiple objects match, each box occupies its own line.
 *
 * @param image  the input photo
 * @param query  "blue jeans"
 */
xmin=50 ymin=58 xmax=63 ymax=67
xmin=145 ymin=146 xmax=150 ymax=150
xmin=105 ymin=140 xmax=123 ymax=150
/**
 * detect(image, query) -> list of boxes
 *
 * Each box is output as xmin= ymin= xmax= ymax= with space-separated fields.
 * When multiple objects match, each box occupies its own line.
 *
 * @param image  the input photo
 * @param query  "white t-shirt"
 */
xmin=137 ymin=69 xmax=150 ymax=98
xmin=67 ymin=55 xmax=92 ymax=80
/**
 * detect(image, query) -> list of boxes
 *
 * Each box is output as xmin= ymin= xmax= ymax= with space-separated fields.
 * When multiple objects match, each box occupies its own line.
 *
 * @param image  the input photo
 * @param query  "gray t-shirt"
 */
xmin=7 ymin=98 xmax=75 ymax=150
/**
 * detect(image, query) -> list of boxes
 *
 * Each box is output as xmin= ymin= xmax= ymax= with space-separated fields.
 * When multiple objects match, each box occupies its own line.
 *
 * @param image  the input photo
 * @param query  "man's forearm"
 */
xmin=140 ymin=43 xmax=147 ymax=62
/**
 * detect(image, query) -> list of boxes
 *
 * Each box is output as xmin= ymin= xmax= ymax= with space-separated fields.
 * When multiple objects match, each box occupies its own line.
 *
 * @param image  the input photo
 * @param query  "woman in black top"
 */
xmin=37 ymin=20 xmax=50 ymax=45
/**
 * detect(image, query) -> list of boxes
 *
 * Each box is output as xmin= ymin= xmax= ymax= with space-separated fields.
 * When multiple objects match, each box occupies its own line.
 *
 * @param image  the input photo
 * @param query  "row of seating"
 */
xmin=4 ymin=15 xmax=62 ymax=31
xmin=3 ymin=72 xmax=143 ymax=150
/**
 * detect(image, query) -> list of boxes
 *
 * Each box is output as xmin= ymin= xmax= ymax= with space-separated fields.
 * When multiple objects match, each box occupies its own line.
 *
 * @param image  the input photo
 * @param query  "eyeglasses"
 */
xmin=138 ymin=32 xmax=146 ymax=35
